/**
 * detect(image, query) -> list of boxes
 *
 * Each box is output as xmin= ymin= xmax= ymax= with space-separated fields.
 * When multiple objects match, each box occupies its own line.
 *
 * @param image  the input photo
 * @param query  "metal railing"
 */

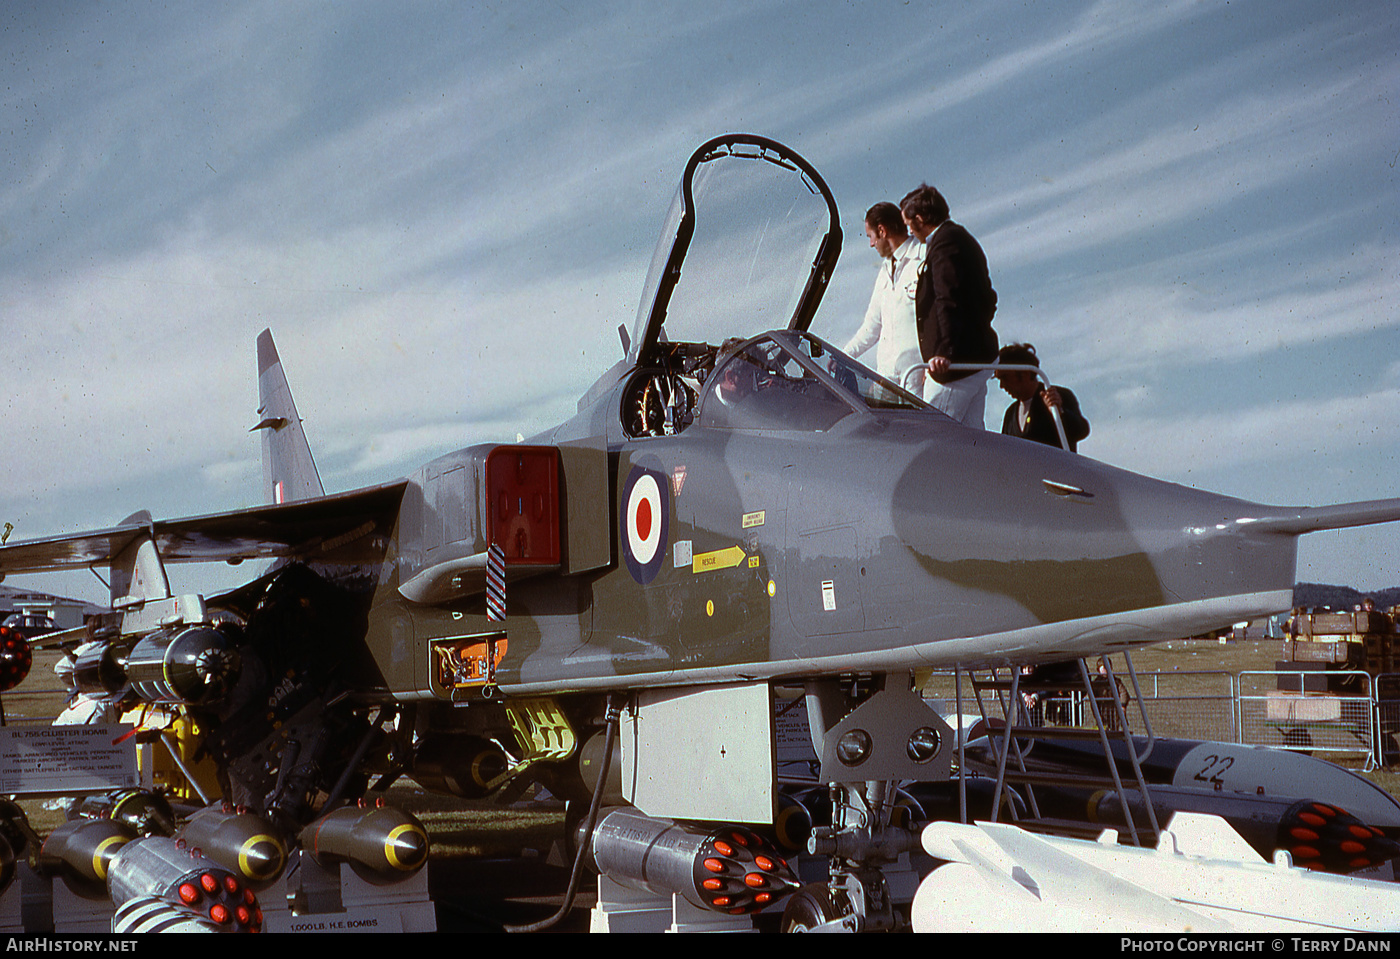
xmin=1238 ymin=670 xmax=1382 ymax=766
xmin=0 ymin=672 xmax=70 ymax=726
xmin=1090 ymin=670 xmax=1236 ymax=742
xmin=899 ymin=361 xmax=1071 ymax=450
xmin=924 ymin=667 xmax=1400 ymax=768
xmin=1375 ymin=674 xmax=1400 ymax=767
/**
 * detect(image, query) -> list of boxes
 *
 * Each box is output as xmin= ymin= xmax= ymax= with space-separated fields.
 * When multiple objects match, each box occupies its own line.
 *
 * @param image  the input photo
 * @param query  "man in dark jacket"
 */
xmin=900 ymin=183 xmax=998 ymax=426
xmin=994 ymin=342 xmax=1090 ymax=452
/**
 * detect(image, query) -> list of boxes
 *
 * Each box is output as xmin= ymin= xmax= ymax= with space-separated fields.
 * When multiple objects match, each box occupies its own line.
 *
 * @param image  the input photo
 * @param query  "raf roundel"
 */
xmin=621 ymin=464 xmax=669 ymax=584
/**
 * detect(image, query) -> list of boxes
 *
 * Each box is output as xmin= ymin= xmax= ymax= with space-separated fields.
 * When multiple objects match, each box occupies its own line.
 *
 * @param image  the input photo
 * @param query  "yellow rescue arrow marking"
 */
xmin=692 ymin=545 xmax=746 ymax=574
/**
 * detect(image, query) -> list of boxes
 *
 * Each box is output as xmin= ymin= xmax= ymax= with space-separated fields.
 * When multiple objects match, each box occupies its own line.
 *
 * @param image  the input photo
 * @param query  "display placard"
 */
xmin=0 ymin=724 xmax=137 ymax=794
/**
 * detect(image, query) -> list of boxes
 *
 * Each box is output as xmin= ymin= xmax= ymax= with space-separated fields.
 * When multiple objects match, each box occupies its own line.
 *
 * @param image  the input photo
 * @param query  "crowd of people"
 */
xmin=842 ymin=183 xmax=1089 ymax=452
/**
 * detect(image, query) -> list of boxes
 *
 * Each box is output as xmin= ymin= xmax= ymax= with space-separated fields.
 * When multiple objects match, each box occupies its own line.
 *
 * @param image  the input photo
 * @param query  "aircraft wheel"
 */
xmin=781 ymin=884 xmax=846 ymax=932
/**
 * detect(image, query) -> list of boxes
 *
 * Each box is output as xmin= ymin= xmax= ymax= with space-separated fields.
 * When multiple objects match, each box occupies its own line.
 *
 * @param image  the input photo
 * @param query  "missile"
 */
xmin=955 ymin=734 xmax=1400 ymax=873
xmin=37 ymin=818 xmax=136 ymax=899
xmin=107 ymin=836 xmax=262 ymax=932
xmin=176 ymin=805 xmax=288 ymax=887
xmin=964 ymin=733 xmax=1400 ymax=831
xmin=898 ymin=778 xmax=1028 ymax=824
xmin=297 ymin=803 xmax=429 ymax=884
xmin=585 ymin=808 xmax=799 ymax=915
xmin=1030 ymin=783 xmax=1400 ymax=873
xmin=912 ymin=813 xmax=1400 ymax=933
xmin=0 ymin=624 xmax=32 ymax=691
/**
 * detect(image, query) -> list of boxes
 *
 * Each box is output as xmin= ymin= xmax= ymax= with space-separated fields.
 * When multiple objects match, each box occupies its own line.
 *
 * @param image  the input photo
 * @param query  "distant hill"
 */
xmin=1292 ymin=582 xmax=1400 ymax=611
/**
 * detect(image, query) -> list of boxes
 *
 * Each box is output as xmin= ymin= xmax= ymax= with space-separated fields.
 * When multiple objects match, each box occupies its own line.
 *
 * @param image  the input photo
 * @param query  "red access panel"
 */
xmin=485 ymin=446 xmax=561 ymax=565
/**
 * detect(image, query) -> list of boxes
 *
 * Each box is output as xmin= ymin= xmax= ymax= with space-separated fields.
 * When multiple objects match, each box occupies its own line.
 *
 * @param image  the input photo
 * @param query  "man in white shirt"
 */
xmin=842 ymin=203 xmax=925 ymax=396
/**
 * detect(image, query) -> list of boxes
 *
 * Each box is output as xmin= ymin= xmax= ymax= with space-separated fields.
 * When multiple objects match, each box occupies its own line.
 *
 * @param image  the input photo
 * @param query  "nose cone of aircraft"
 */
xmin=885 ymin=429 xmax=1299 ymax=636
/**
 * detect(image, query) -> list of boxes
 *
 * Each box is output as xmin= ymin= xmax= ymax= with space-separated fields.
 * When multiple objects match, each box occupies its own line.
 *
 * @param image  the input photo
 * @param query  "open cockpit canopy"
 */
xmin=617 ymin=136 xmax=924 ymax=438
xmin=628 ymin=135 xmax=842 ymax=367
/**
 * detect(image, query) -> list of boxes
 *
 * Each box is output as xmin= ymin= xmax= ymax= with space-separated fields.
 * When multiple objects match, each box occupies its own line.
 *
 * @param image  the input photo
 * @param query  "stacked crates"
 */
xmin=1285 ymin=609 xmax=1394 ymax=678
xmin=1279 ymin=608 xmax=1400 ymax=764
xmin=1267 ymin=609 xmax=1391 ymax=724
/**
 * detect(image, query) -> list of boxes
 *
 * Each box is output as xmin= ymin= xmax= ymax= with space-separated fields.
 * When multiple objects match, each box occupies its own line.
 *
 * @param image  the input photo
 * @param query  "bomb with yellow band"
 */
xmin=73 ymin=788 xmax=177 ymax=838
xmin=176 ymin=804 xmax=288 ymax=888
xmin=297 ymin=802 xmax=429 ymax=884
xmin=36 ymin=818 xmax=136 ymax=899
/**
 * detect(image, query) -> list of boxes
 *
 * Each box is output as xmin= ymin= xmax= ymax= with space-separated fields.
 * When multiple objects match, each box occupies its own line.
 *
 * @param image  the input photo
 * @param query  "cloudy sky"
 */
xmin=2 ymin=0 xmax=1397 ymax=603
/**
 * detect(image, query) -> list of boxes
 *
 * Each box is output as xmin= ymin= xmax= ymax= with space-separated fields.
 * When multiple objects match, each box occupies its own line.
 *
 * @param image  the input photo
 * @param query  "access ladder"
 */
xmin=952 ymin=654 xmax=1162 ymax=846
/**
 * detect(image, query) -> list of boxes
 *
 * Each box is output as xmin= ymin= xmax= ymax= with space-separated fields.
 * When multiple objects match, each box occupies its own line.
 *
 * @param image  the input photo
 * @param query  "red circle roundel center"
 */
xmin=635 ymin=498 xmax=652 ymax=541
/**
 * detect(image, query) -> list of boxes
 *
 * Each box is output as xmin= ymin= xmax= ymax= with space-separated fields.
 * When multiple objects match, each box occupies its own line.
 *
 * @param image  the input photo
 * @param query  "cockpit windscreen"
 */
xmin=790 ymin=334 xmax=926 ymax=414
xmin=698 ymin=333 xmax=925 ymax=432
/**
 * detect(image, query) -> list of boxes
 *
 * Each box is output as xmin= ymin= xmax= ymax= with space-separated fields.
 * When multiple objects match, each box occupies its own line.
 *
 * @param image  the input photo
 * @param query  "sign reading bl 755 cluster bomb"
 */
xmin=0 ymin=725 xmax=137 ymax=794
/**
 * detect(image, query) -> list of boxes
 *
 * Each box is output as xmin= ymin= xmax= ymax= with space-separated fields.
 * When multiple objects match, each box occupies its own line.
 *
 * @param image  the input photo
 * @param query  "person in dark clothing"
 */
xmin=899 ymin=183 xmax=998 ymax=426
xmin=994 ymin=343 xmax=1089 ymax=452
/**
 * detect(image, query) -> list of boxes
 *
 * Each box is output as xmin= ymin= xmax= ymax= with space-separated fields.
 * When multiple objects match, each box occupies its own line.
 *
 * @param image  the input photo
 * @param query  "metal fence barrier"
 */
xmin=1376 ymin=674 xmax=1400 ymax=767
xmin=1237 ymin=670 xmax=1379 ymax=763
xmin=1117 ymin=670 xmax=1237 ymax=742
xmin=921 ymin=668 xmax=1400 ymax=768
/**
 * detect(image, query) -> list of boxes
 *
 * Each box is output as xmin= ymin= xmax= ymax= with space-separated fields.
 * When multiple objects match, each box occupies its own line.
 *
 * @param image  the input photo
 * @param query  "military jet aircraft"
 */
xmin=3 ymin=134 xmax=1399 ymax=931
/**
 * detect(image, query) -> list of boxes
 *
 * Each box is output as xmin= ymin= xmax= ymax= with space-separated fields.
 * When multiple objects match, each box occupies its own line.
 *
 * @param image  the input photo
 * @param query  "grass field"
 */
xmin=5 ymin=637 xmax=1398 ymax=849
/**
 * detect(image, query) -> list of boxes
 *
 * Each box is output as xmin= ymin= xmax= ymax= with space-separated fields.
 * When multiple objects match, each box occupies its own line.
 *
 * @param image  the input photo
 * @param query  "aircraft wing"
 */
xmin=0 ymin=481 xmax=408 ymax=575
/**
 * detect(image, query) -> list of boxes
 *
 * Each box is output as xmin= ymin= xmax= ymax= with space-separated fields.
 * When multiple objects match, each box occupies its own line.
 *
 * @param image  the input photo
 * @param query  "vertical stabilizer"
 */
xmin=252 ymin=329 xmax=325 ymax=504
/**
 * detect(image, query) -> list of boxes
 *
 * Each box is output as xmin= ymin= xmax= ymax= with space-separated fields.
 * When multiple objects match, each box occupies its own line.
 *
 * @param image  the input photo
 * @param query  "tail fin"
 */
xmin=251 ymin=329 xmax=324 ymax=504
